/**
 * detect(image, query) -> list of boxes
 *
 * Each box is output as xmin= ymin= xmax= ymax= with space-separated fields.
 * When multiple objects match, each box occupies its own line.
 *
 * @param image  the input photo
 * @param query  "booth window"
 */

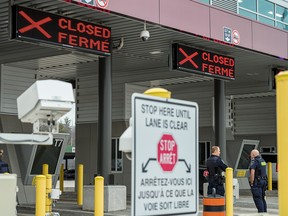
xmin=199 ymin=141 xmax=211 ymax=166
xmin=31 ymin=138 xmax=64 ymax=174
xmin=111 ymin=138 xmax=123 ymax=173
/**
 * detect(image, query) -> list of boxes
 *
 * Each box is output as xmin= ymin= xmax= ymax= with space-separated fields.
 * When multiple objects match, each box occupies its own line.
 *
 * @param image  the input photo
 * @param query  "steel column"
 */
xmin=98 ymin=56 xmax=112 ymax=185
xmin=214 ymin=79 xmax=226 ymax=161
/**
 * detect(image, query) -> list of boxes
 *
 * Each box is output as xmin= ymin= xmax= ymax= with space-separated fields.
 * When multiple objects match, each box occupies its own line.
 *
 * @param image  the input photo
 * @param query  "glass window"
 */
xmin=199 ymin=141 xmax=211 ymax=166
xmin=31 ymin=138 xmax=64 ymax=174
xmin=258 ymin=0 xmax=275 ymax=18
xmin=238 ymin=0 xmax=256 ymax=12
xmin=276 ymin=5 xmax=288 ymax=23
xmin=199 ymin=0 xmax=210 ymax=4
xmin=259 ymin=15 xmax=275 ymax=26
xmin=276 ymin=22 xmax=288 ymax=31
xmin=111 ymin=139 xmax=116 ymax=171
xmin=239 ymin=8 xmax=257 ymax=20
xmin=237 ymin=144 xmax=256 ymax=170
xmin=111 ymin=138 xmax=123 ymax=173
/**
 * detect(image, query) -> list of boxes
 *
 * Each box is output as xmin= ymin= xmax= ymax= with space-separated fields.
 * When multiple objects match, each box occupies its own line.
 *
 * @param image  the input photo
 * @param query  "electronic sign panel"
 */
xmin=12 ymin=5 xmax=111 ymax=55
xmin=172 ymin=43 xmax=235 ymax=80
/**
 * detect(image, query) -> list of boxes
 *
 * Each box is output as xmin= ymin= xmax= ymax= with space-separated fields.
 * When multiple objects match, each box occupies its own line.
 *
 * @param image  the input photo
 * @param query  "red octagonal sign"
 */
xmin=157 ymin=134 xmax=178 ymax=171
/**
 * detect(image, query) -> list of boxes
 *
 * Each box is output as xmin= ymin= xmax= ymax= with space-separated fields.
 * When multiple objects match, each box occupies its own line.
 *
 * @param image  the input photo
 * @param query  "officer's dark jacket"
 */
xmin=0 ymin=160 xmax=9 ymax=173
xmin=206 ymin=155 xmax=228 ymax=177
xmin=250 ymin=156 xmax=267 ymax=180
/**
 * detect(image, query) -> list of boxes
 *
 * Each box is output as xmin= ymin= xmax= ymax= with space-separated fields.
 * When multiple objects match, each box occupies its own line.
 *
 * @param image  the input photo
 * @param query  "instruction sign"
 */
xmin=132 ymin=93 xmax=199 ymax=216
xmin=157 ymin=134 xmax=178 ymax=172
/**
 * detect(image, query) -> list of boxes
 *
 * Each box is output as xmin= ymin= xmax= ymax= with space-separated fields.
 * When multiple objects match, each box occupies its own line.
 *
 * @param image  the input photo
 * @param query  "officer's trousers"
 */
xmin=208 ymin=178 xmax=224 ymax=196
xmin=250 ymin=180 xmax=267 ymax=212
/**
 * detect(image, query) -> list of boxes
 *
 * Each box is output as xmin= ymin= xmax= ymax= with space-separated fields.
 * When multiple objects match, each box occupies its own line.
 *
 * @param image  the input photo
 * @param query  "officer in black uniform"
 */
xmin=249 ymin=149 xmax=267 ymax=213
xmin=0 ymin=149 xmax=9 ymax=173
xmin=206 ymin=146 xmax=228 ymax=196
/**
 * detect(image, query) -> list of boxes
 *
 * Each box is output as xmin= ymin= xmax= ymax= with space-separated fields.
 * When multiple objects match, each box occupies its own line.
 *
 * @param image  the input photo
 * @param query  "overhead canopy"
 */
xmin=0 ymin=0 xmax=285 ymax=87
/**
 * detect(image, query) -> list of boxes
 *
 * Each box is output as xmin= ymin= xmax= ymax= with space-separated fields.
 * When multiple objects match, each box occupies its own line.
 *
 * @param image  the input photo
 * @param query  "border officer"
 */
xmin=0 ymin=149 xmax=9 ymax=173
xmin=249 ymin=149 xmax=267 ymax=213
xmin=206 ymin=146 xmax=228 ymax=196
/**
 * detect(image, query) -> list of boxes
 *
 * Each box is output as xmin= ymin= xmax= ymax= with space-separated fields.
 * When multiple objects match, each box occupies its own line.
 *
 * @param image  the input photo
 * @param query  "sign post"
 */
xmin=132 ymin=93 xmax=199 ymax=216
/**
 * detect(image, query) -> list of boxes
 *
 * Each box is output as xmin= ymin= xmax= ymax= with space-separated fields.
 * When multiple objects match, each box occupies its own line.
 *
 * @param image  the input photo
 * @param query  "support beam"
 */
xmin=98 ymin=56 xmax=112 ymax=185
xmin=214 ymin=79 xmax=226 ymax=162
xmin=0 ymin=133 xmax=53 ymax=145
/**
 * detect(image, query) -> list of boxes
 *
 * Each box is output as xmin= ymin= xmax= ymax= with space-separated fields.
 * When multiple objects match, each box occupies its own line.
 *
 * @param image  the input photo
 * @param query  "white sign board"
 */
xmin=132 ymin=93 xmax=199 ymax=216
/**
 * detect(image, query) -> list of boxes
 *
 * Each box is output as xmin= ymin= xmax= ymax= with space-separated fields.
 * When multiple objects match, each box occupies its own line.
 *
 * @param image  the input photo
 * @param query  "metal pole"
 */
xmin=60 ymin=164 xmax=64 ymax=192
xmin=42 ymin=164 xmax=49 ymax=175
xmin=45 ymin=174 xmax=52 ymax=214
xmin=35 ymin=175 xmax=46 ymax=216
xmin=225 ymin=167 xmax=233 ymax=216
xmin=214 ymin=79 xmax=226 ymax=161
xmin=268 ymin=162 xmax=272 ymax=191
xmin=94 ymin=176 xmax=104 ymax=216
xmin=77 ymin=164 xmax=84 ymax=206
xmin=98 ymin=56 xmax=112 ymax=185
xmin=276 ymin=71 xmax=288 ymax=216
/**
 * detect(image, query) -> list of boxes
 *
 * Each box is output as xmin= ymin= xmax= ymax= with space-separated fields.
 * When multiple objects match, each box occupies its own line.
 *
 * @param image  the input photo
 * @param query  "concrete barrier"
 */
xmin=83 ymin=185 xmax=126 ymax=212
xmin=0 ymin=174 xmax=17 ymax=216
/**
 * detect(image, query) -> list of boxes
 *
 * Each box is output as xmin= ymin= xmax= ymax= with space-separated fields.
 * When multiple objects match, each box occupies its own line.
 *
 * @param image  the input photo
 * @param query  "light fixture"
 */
xmin=149 ymin=50 xmax=163 ymax=55
xmin=247 ymin=72 xmax=259 ymax=76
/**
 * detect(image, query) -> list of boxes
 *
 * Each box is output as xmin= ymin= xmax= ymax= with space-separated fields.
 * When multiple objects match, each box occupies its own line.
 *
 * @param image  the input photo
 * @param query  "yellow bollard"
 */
xmin=35 ymin=175 xmax=46 ymax=216
xmin=225 ymin=167 xmax=233 ymax=216
xmin=42 ymin=164 xmax=49 ymax=175
xmin=60 ymin=164 xmax=64 ymax=193
xmin=143 ymin=88 xmax=171 ymax=99
xmin=268 ymin=162 xmax=273 ymax=191
xmin=45 ymin=174 xmax=52 ymax=214
xmin=276 ymin=71 xmax=288 ymax=216
xmin=77 ymin=164 xmax=84 ymax=206
xmin=94 ymin=176 xmax=104 ymax=216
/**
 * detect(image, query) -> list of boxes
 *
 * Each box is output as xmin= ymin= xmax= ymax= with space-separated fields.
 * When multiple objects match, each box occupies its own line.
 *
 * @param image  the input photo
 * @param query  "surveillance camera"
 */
xmin=140 ymin=30 xmax=150 ymax=41
xmin=17 ymin=80 xmax=74 ymax=124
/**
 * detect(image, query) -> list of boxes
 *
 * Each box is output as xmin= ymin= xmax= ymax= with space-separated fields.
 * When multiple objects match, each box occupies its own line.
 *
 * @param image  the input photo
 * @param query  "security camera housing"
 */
xmin=140 ymin=30 xmax=150 ymax=41
xmin=17 ymin=80 xmax=75 ymax=124
xmin=119 ymin=118 xmax=133 ymax=160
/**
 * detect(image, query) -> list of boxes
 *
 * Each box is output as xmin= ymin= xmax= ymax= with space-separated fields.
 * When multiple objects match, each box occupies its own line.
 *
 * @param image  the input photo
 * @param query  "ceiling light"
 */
xmin=149 ymin=50 xmax=163 ymax=55
xmin=276 ymin=13 xmax=283 ymax=18
xmin=238 ymin=0 xmax=243 ymax=3
xmin=268 ymin=11 xmax=273 ymax=15
xmin=247 ymin=72 xmax=259 ymax=76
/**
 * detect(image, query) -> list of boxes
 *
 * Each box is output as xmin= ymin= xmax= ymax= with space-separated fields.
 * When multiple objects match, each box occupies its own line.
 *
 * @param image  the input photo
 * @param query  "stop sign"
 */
xmin=157 ymin=134 xmax=178 ymax=171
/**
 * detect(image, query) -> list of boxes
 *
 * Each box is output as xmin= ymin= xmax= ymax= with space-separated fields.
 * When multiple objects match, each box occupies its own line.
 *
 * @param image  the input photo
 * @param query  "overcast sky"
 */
xmin=59 ymin=103 xmax=75 ymax=126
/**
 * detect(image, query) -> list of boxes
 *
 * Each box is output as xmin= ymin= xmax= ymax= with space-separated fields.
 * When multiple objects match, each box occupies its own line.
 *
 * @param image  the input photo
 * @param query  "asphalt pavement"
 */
xmin=17 ymin=189 xmax=279 ymax=216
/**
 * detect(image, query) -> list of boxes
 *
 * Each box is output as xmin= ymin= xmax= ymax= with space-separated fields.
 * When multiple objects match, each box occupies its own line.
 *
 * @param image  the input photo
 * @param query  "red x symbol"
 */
xmin=18 ymin=10 xmax=52 ymax=39
xmin=179 ymin=48 xmax=199 ymax=68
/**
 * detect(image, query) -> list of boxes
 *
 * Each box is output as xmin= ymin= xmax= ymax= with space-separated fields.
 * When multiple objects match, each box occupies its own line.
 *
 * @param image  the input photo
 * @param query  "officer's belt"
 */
xmin=256 ymin=176 xmax=267 ymax=180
